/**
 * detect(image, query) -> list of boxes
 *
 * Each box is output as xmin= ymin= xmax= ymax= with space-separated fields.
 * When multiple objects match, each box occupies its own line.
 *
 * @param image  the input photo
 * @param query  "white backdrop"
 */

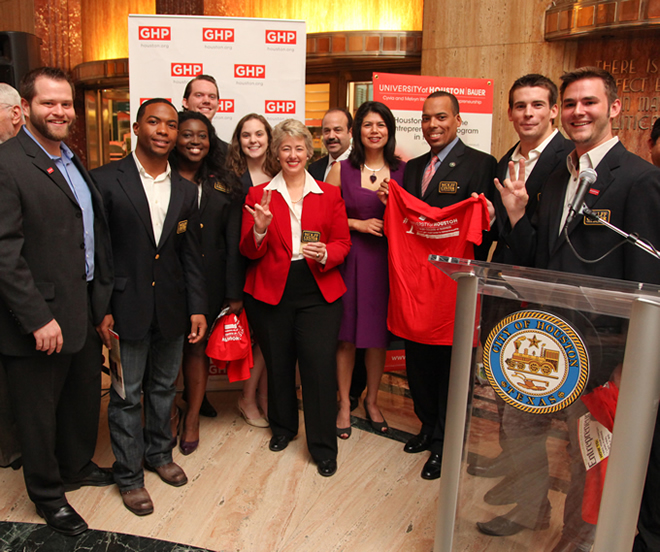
xmin=128 ymin=14 xmax=306 ymax=144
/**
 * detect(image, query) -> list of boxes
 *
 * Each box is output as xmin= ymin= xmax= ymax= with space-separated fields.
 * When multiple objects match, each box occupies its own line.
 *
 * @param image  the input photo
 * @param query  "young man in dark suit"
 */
xmin=497 ymin=67 xmax=660 ymax=552
xmin=475 ymin=74 xmax=573 ymax=537
xmin=92 ymin=99 xmax=208 ymax=516
xmin=397 ymin=91 xmax=497 ymax=480
xmin=0 ymin=67 xmax=114 ymax=536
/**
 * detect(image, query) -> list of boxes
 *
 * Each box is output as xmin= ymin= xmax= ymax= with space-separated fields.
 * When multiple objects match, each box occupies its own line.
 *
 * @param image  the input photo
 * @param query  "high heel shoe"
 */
xmin=365 ymin=406 xmax=389 ymax=433
xmin=179 ymin=406 xmax=200 ymax=455
xmin=238 ymin=399 xmax=269 ymax=428
xmin=336 ymin=426 xmax=352 ymax=439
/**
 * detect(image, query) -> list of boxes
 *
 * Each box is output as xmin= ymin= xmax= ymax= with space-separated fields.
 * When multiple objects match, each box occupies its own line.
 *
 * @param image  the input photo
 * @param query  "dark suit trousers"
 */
xmin=245 ymin=260 xmax=341 ymax=463
xmin=404 ymin=341 xmax=452 ymax=455
xmin=3 ymin=319 xmax=103 ymax=509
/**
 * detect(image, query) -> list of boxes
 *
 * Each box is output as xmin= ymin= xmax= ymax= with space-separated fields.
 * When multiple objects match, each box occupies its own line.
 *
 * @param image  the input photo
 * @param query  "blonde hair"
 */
xmin=271 ymin=119 xmax=314 ymax=159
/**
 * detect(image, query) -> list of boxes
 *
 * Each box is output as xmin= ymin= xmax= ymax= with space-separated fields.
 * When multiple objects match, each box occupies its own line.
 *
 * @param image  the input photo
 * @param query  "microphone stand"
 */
xmin=582 ymin=206 xmax=660 ymax=260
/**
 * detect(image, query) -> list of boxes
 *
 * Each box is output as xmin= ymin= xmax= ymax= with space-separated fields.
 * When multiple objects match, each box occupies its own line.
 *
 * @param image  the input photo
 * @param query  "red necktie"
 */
xmin=421 ymin=154 xmax=438 ymax=196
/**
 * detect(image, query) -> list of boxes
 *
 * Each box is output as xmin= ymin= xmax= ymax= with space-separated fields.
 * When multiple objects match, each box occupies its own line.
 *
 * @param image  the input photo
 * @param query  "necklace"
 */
xmin=363 ymin=163 xmax=385 ymax=183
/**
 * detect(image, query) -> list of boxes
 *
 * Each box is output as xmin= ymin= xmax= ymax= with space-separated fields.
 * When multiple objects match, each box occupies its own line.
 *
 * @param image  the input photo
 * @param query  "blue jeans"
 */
xmin=108 ymin=327 xmax=184 ymax=490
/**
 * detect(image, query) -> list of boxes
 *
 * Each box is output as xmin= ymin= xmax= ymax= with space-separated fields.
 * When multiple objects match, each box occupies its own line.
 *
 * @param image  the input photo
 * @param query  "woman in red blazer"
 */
xmin=240 ymin=119 xmax=351 ymax=477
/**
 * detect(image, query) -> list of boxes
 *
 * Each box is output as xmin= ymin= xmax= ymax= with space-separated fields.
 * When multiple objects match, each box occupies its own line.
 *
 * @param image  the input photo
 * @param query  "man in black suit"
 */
xmin=497 ymin=67 xmax=660 ymax=552
xmin=475 ymin=74 xmax=573 ymax=537
xmin=92 ymin=99 xmax=208 ymax=516
xmin=0 ymin=67 xmax=114 ymax=536
xmin=650 ymin=117 xmax=660 ymax=168
xmin=308 ymin=108 xmax=353 ymax=182
xmin=398 ymin=91 xmax=496 ymax=480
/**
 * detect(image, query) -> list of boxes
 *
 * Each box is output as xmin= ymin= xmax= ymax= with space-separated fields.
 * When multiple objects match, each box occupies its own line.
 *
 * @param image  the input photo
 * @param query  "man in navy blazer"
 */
xmin=497 ymin=67 xmax=660 ymax=552
xmin=0 ymin=67 xmax=114 ymax=536
xmin=398 ymin=91 xmax=496 ymax=481
xmin=475 ymin=74 xmax=573 ymax=538
xmin=307 ymin=108 xmax=353 ymax=182
xmin=92 ymin=99 xmax=208 ymax=516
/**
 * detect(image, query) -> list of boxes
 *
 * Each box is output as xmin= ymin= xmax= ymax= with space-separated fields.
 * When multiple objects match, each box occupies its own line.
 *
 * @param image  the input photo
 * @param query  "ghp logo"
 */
xmin=265 ymin=100 xmax=296 ymax=114
xmin=483 ymin=310 xmax=589 ymax=415
xmin=139 ymin=26 xmax=171 ymax=41
xmin=234 ymin=65 xmax=265 ymax=79
xmin=202 ymin=28 xmax=235 ymax=42
xmin=217 ymin=100 xmax=235 ymax=113
xmin=171 ymin=63 xmax=203 ymax=77
xmin=265 ymin=30 xmax=296 ymax=44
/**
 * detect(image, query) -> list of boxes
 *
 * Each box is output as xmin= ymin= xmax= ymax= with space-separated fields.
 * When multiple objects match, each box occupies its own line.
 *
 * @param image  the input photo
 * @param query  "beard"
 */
xmin=29 ymin=114 xmax=73 ymax=143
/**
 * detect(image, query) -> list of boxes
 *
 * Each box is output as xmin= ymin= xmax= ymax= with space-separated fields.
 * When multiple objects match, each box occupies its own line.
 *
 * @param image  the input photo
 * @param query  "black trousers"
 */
xmin=404 ymin=340 xmax=452 ymax=455
xmin=245 ymin=261 xmax=342 ymax=463
xmin=3 ymin=320 xmax=103 ymax=509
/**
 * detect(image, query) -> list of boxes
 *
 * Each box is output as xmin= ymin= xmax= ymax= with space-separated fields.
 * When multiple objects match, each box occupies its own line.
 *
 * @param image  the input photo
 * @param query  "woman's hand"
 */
xmin=351 ymin=218 xmax=384 ymax=237
xmin=244 ymin=190 xmax=273 ymax=234
xmin=302 ymin=241 xmax=327 ymax=263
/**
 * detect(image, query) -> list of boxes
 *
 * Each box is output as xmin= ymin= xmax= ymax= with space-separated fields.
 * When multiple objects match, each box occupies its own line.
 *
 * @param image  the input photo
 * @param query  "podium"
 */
xmin=428 ymin=256 xmax=660 ymax=552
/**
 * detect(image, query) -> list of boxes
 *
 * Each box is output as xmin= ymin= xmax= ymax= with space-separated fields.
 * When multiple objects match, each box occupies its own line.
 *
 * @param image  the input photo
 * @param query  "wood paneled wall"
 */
xmin=0 ymin=0 xmax=36 ymax=34
xmin=421 ymin=0 xmax=576 ymax=159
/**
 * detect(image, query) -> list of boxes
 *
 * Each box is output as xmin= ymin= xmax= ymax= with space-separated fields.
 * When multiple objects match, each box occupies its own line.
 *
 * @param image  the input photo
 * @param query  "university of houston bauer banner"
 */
xmin=128 ymin=14 xmax=306 ymax=144
xmin=373 ymin=72 xmax=494 ymax=161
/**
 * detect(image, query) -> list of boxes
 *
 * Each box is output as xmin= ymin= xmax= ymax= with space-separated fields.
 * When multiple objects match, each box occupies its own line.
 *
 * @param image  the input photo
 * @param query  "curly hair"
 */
xmin=226 ymin=113 xmax=279 ymax=178
xmin=170 ymin=111 xmax=242 ymax=197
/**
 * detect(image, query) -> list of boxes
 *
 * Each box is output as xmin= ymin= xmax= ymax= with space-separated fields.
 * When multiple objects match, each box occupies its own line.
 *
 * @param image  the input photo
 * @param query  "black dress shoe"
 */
xmin=199 ymin=394 xmax=218 ymax=418
xmin=404 ymin=433 xmax=431 ymax=454
xmin=63 ymin=465 xmax=114 ymax=492
xmin=421 ymin=453 xmax=442 ymax=480
xmin=36 ymin=504 xmax=88 ymax=536
xmin=317 ymin=459 xmax=337 ymax=477
xmin=269 ymin=435 xmax=291 ymax=452
xmin=467 ymin=453 xmax=511 ymax=478
xmin=476 ymin=503 xmax=551 ymax=536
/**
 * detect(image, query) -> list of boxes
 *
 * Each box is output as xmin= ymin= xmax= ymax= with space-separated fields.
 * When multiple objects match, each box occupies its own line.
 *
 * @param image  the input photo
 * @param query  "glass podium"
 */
xmin=428 ymin=256 xmax=660 ymax=552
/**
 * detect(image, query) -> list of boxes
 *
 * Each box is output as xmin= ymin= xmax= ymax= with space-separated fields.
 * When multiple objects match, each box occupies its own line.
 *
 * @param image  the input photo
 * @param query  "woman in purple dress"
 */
xmin=326 ymin=101 xmax=405 ymax=439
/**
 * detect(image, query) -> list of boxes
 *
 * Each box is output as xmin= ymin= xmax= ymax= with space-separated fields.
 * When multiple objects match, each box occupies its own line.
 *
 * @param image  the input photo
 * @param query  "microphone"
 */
xmin=564 ymin=168 xmax=598 ymax=231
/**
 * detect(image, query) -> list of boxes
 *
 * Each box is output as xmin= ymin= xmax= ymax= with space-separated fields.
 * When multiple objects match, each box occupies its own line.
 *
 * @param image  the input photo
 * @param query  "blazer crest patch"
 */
xmin=177 ymin=220 xmax=188 ymax=234
xmin=584 ymin=209 xmax=610 ymax=225
xmin=214 ymin=181 xmax=229 ymax=193
xmin=438 ymin=181 xmax=458 ymax=194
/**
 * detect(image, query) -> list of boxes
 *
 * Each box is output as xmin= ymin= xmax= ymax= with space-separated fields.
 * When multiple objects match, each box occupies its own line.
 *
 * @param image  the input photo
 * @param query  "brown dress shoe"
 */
xmin=121 ymin=487 xmax=154 ymax=516
xmin=145 ymin=461 xmax=188 ymax=487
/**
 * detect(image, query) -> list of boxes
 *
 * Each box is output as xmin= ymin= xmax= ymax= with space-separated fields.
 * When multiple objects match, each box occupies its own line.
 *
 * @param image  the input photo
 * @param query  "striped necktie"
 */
xmin=421 ymin=154 xmax=439 ymax=196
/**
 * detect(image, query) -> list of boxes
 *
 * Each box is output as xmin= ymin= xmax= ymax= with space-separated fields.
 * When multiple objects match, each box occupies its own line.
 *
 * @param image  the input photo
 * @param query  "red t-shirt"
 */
xmin=384 ymin=180 xmax=489 ymax=345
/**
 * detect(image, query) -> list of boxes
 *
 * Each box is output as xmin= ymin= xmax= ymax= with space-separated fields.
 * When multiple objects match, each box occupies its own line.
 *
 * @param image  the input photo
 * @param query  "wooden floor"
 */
xmin=0 ymin=375 xmax=572 ymax=551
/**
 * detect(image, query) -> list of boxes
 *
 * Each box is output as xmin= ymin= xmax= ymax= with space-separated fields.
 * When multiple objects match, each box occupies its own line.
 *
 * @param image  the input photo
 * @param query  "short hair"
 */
xmin=183 ymin=75 xmax=219 ymax=100
xmin=226 ymin=113 xmax=279 ymax=178
xmin=0 ymin=83 xmax=21 ymax=107
xmin=426 ymin=91 xmax=460 ymax=115
xmin=348 ymin=101 xmax=400 ymax=171
xmin=560 ymin=66 xmax=618 ymax=107
xmin=169 ymin=111 xmax=242 ymax=197
xmin=20 ymin=67 xmax=75 ymax=104
xmin=323 ymin=108 xmax=353 ymax=131
xmin=271 ymin=118 xmax=314 ymax=159
xmin=508 ymin=74 xmax=558 ymax=109
xmin=135 ymin=98 xmax=177 ymax=123
xmin=651 ymin=118 xmax=660 ymax=146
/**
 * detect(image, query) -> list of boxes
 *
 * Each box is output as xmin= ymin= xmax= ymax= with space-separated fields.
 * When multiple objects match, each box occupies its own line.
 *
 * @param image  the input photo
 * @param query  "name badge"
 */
xmin=584 ymin=209 xmax=611 ymax=225
xmin=214 ymin=181 xmax=229 ymax=193
xmin=438 ymin=181 xmax=457 ymax=194
xmin=301 ymin=230 xmax=321 ymax=243
xmin=177 ymin=220 xmax=188 ymax=234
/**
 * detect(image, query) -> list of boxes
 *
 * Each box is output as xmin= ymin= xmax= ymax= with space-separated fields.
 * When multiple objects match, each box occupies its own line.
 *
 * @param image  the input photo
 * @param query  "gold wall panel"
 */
xmin=0 ymin=0 xmax=36 ymax=34
xmin=422 ymin=0 xmax=576 ymax=160
xmin=81 ymin=0 xmax=155 ymax=62
xmin=204 ymin=0 xmax=423 ymax=33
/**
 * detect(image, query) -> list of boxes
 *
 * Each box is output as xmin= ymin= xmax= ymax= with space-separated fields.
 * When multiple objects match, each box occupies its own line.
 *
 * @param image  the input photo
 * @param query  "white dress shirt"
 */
xmin=133 ymin=151 xmax=172 ymax=246
xmin=323 ymin=146 xmax=352 ymax=181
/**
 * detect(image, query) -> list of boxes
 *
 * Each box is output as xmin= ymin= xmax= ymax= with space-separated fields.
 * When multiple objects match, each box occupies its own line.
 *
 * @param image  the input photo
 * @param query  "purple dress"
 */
xmin=338 ymin=160 xmax=406 ymax=348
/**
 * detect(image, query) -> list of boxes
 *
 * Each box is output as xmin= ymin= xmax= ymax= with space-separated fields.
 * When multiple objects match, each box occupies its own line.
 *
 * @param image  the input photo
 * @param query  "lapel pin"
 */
xmin=47 ymin=167 xmax=54 ymax=174
xmin=588 ymin=188 xmax=600 ymax=196
xmin=449 ymin=162 xmax=456 ymax=168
